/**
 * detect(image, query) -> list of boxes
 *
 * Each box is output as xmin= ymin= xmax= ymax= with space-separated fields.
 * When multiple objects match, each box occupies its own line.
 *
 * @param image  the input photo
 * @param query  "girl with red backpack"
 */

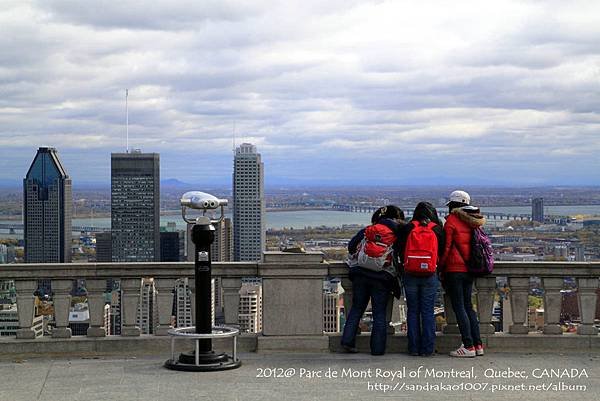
xmin=341 ymin=205 xmax=405 ymax=355
xmin=396 ymin=202 xmax=445 ymax=356
xmin=439 ymin=190 xmax=486 ymax=357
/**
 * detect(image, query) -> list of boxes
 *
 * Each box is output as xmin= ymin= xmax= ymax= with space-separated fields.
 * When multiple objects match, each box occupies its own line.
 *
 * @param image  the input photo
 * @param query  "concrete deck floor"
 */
xmin=1 ymin=351 xmax=599 ymax=401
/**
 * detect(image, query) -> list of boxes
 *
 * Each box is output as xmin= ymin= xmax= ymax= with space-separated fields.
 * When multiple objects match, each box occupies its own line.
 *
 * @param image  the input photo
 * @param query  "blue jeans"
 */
xmin=445 ymin=273 xmax=481 ymax=348
xmin=341 ymin=274 xmax=390 ymax=355
xmin=403 ymin=274 xmax=439 ymax=355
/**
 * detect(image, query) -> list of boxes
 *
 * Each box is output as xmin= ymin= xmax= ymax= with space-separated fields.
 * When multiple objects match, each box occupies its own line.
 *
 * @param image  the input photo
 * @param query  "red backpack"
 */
xmin=347 ymin=223 xmax=397 ymax=274
xmin=403 ymin=221 xmax=438 ymax=276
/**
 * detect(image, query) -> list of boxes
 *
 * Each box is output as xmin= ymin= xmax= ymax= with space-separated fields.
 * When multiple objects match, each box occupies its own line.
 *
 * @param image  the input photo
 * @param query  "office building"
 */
xmin=137 ymin=278 xmax=158 ymax=334
xmin=575 ymin=245 xmax=585 ymax=262
xmin=23 ymin=147 xmax=72 ymax=263
xmin=95 ymin=232 xmax=112 ymax=262
xmin=238 ymin=283 xmax=262 ymax=333
xmin=0 ymin=280 xmax=15 ymax=305
xmin=67 ymin=304 xmax=110 ymax=336
xmin=323 ymin=281 xmax=342 ymax=333
xmin=160 ymin=231 xmax=180 ymax=262
xmin=174 ymin=278 xmax=193 ymax=328
xmin=0 ymin=245 xmax=15 ymax=265
xmin=111 ymin=151 xmax=160 ymax=262
xmin=0 ymin=244 xmax=7 ymax=264
xmin=173 ymin=278 xmax=215 ymax=328
xmin=532 ymin=197 xmax=544 ymax=223
xmin=0 ymin=305 xmax=43 ymax=337
xmin=0 ymin=246 xmax=15 ymax=306
xmin=110 ymin=285 xmax=122 ymax=336
xmin=212 ymin=218 xmax=233 ymax=262
xmin=68 ymin=305 xmax=90 ymax=336
xmin=185 ymin=218 xmax=232 ymax=262
xmin=233 ymin=143 xmax=265 ymax=261
xmin=103 ymin=303 xmax=111 ymax=335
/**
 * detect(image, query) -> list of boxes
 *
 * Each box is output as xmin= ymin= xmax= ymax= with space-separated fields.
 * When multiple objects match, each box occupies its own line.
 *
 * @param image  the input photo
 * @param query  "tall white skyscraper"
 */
xmin=233 ymin=143 xmax=265 ymax=261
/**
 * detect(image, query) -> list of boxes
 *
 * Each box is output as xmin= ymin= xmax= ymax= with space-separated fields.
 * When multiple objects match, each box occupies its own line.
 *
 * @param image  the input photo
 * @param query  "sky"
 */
xmin=1 ymin=0 xmax=599 ymax=187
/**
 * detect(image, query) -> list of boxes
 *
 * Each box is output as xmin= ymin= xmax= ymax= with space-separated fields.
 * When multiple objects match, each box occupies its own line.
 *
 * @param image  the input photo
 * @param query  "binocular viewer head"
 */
xmin=180 ymin=191 xmax=228 ymax=210
xmin=180 ymin=191 xmax=228 ymax=225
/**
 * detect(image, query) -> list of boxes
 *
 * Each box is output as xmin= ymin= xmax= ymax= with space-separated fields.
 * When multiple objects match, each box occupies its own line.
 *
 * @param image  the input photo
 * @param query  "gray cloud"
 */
xmin=0 ymin=0 xmax=599 ymax=186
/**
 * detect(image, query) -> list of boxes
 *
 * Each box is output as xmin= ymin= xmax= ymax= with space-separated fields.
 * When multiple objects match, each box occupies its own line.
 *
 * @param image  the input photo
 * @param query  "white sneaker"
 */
xmin=450 ymin=344 xmax=476 ymax=358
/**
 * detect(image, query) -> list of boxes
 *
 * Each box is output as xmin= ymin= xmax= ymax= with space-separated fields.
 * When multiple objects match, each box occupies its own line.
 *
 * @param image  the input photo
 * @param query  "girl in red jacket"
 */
xmin=439 ymin=190 xmax=486 ymax=357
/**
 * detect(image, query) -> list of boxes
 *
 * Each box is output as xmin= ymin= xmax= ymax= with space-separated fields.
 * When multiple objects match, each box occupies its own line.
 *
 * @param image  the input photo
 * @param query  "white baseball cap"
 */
xmin=445 ymin=190 xmax=471 ymax=206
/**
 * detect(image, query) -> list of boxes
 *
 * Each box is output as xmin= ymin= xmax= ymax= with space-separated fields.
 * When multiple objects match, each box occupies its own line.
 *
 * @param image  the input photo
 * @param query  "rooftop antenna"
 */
xmin=125 ymin=89 xmax=129 ymax=153
xmin=232 ymin=122 xmax=236 ymax=153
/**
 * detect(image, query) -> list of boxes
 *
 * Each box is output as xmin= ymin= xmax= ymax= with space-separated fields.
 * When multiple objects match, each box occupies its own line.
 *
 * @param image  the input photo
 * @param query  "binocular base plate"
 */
xmin=164 ymin=351 xmax=241 ymax=372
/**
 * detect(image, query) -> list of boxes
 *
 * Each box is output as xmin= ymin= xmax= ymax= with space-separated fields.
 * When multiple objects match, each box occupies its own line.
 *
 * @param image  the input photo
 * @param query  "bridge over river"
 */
xmin=331 ymin=204 xmax=570 ymax=222
xmin=0 ymin=223 xmax=105 ymax=234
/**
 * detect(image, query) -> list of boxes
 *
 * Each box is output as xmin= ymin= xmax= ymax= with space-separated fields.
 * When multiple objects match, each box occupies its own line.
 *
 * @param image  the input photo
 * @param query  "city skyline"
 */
xmin=1 ymin=1 xmax=600 ymax=186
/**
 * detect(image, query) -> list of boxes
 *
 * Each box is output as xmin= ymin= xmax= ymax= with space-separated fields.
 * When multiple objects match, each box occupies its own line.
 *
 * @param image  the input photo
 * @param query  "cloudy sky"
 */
xmin=1 ymin=0 xmax=599 ymax=187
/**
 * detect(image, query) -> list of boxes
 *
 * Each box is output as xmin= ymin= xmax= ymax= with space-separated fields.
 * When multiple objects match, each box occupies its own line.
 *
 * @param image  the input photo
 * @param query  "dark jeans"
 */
xmin=445 ymin=272 xmax=481 ymax=348
xmin=341 ymin=274 xmax=390 ymax=355
xmin=403 ymin=274 xmax=439 ymax=355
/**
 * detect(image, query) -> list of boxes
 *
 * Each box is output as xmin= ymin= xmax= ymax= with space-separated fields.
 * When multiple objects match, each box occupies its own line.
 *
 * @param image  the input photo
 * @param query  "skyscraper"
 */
xmin=137 ymin=278 xmax=157 ymax=334
xmin=185 ymin=218 xmax=232 ymax=262
xmin=95 ymin=232 xmax=112 ymax=262
xmin=532 ymin=197 xmax=544 ymax=223
xmin=111 ymin=151 xmax=160 ymax=262
xmin=23 ymin=147 xmax=72 ymax=263
xmin=160 ymin=231 xmax=180 ymax=262
xmin=233 ymin=143 xmax=265 ymax=261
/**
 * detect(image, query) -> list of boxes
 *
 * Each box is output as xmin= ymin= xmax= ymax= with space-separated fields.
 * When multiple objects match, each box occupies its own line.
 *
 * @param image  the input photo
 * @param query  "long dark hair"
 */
xmin=371 ymin=205 xmax=405 ymax=224
xmin=412 ymin=201 xmax=441 ymax=225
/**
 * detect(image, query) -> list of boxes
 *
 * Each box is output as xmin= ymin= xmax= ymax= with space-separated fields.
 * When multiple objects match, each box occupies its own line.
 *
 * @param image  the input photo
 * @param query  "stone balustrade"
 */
xmin=1 ymin=255 xmax=599 ymax=353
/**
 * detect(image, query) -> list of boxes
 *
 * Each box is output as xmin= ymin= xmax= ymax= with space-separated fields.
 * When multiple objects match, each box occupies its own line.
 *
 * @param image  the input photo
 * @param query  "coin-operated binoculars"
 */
xmin=164 ymin=191 xmax=241 ymax=371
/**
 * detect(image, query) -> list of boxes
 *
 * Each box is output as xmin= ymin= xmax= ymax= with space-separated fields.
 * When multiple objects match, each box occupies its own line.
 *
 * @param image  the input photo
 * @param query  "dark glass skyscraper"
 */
xmin=23 ymin=147 xmax=72 ymax=263
xmin=160 ymin=231 xmax=180 ymax=262
xmin=111 ymin=150 xmax=160 ymax=262
xmin=532 ymin=197 xmax=544 ymax=223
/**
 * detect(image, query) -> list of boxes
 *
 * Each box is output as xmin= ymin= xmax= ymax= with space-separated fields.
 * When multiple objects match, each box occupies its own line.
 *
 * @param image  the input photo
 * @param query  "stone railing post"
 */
xmin=15 ymin=280 xmax=37 ymax=339
xmin=508 ymin=277 xmax=529 ymax=334
xmin=542 ymin=277 xmax=563 ymax=335
xmin=443 ymin=290 xmax=459 ymax=334
xmin=52 ymin=279 xmax=72 ymax=338
xmin=221 ymin=277 xmax=242 ymax=326
xmin=154 ymin=278 xmax=176 ymax=336
xmin=475 ymin=276 xmax=497 ymax=334
xmin=86 ymin=279 xmax=107 ymax=337
xmin=121 ymin=278 xmax=141 ymax=336
xmin=261 ymin=252 xmax=328 ymax=336
xmin=577 ymin=277 xmax=599 ymax=335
